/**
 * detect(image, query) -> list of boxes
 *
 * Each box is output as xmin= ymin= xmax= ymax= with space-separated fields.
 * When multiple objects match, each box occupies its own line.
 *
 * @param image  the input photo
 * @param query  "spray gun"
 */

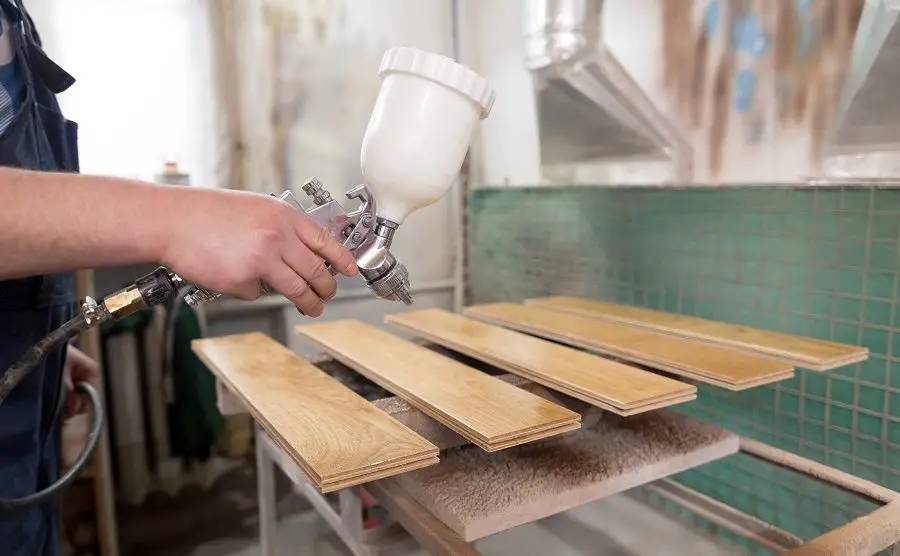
xmin=0 ymin=46 xmax=494 ymax=510
xmin=138 ymin=45 xmax=496 ymax=311
xmin=184 ymin=178 xmax=415 ymax=308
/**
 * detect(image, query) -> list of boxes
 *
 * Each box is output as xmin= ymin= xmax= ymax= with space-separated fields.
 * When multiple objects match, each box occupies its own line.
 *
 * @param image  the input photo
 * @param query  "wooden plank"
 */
xmin=74 ymin=269 xmax=120 ymax=556
xmin=295 ymin=320 xmax=581 ymax=452
xmin=385 ymin=309 xmax=696 ymax=415
xmin=394 ymin=410 xmax=739 ymax=541
xmin=191 ymin=332 xmax=438 ymax=492
xmin=526 ymin=296 xmax=868 ymax=371
xmin=463 ymin=303 xmax=794 ymax=391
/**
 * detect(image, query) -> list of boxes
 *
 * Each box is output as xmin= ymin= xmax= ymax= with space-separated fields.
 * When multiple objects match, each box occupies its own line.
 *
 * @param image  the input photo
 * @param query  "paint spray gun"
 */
xmin=0 ymin=46 xmax=494 ymax=510
xmin=185 ymin=47 xmax=494 ymax=309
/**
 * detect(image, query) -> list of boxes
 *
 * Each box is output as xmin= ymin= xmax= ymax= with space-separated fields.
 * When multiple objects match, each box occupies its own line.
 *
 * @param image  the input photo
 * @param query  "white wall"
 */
xmin=465 ymin=0 xmax=543 ymax=186
xmin=31 ymin=0 xmax=216 ymax=186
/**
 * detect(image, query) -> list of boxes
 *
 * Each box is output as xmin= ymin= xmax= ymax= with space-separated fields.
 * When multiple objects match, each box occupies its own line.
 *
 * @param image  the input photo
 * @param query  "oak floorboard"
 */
xmin=295 ymin=319 xmax=581 ymax=452
xmin=191 ymin=332 xmax=439 ymax=492
xmin=526 ymin=296 xmax=868 ymax=371
xmin=463 ymin=303 xmax=794 ymax=391
xmin=385 ymin=309 xmax=696 ymax=415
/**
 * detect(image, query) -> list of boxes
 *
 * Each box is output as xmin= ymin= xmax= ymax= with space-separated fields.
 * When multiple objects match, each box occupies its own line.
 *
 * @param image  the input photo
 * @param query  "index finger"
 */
xmin=292 ymin=213 xmax=358 ymax=277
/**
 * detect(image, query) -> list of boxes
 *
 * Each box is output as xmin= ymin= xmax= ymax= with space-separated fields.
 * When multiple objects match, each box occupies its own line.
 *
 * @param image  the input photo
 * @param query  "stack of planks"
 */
xmin=192 ymin=293 xmax=866 ymax=494
xmin=463 ymin=303 xmax=797 ymax=390
xmin=524 ymin=296 xmax=869 ymax=371
xmin=192 ymin=332 xmax=439 ymax=493
xmin=385 ymin=309 xmax=697 ymax=415
xmin=295 ymin=320 xmax=582 ymax=451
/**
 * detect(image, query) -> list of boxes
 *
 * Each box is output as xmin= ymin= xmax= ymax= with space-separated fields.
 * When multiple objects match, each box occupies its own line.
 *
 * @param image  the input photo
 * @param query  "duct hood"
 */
xmin=832 ymin=1 xmax=900 ymax=150
xmin=522 ymin=0 xmax=691 ymax=178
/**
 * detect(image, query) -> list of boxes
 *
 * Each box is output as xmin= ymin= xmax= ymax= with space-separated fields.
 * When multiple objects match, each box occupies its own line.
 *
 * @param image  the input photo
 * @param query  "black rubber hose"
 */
xmin=0 ymin=315 xmax=89 ymax=406
xmin=0 ymin=381 xmax=103 ymax=511
xmin=0 ymin=314 xmax=98 ymax=512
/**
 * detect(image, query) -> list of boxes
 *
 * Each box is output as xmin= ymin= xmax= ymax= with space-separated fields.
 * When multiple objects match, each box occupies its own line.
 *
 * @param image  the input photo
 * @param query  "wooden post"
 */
xmin=74 ymin=269 xmax=119 ymax=556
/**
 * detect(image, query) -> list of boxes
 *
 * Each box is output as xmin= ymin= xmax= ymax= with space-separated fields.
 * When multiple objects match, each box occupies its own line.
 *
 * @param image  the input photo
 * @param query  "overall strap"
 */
xmin=12 ymin=0 xmax=40 ymax=46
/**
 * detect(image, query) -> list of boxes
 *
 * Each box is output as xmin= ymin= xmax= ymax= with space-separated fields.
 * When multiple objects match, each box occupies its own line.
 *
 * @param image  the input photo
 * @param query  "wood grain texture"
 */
xmin=191 ymin=332 xmax=438 ymax=492
xmin=526 ymin=296 xmax=868 ymax=371
xmin=385 ymin=309 xmax=696 ymax=415
xmin=463 ymin=303 xmax=795 ymax=391
xmin=295 ymin=320 xmax=581 ymax=452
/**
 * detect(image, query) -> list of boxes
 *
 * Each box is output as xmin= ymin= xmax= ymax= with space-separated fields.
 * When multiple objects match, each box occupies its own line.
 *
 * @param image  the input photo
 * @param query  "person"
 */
xmin=0 ymin=2 xmax=356 ymax=554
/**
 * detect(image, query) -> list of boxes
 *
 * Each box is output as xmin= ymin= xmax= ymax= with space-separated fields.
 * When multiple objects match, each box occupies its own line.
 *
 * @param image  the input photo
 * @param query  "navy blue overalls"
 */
xmin=0 ymin=0 xmax=80 ymax=554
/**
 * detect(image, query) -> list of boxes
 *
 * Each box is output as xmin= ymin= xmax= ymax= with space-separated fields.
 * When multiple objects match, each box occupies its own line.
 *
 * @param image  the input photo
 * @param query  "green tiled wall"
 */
xmin=467 ymin=185 xmax=900 ymax=551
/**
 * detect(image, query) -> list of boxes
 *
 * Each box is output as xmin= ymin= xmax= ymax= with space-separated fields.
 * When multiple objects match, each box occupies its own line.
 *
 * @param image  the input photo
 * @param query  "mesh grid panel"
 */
xmin=467 ymin=185 xmax=900 ymax=547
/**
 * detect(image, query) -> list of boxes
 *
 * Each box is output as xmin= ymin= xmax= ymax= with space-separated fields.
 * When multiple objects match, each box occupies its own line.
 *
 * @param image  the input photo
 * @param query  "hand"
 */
xmin=63 ymin=344 xmax=99 ymax=419
xmin=160 ymin=188 xmax=358 ymax=317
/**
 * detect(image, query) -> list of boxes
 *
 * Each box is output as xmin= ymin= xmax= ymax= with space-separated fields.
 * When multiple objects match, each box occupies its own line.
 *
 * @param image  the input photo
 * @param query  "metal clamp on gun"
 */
xmin=0 ymin=46 xmax=493 ymax=510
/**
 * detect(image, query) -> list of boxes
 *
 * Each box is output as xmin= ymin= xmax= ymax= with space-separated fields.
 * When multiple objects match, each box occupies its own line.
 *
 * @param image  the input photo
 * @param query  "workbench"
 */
xmin=217 ymin=348 xmax=900 ymax=556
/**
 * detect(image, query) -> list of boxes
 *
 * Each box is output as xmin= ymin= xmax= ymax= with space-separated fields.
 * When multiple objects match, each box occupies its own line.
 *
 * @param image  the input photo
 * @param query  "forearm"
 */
xmin=0 ymin=167 xmax=183 ymax=279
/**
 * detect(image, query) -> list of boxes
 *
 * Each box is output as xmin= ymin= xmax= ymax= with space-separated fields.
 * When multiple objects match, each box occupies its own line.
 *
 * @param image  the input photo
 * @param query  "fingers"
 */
xmin=66 ymin=395 xmax=85 ymax=419
xmin=281 ymin=240 xmax=338 ymax=301
xmin=63 ymin=374 xmax=77 ymax=418
xmin=265 ymin=262 xmax=325 ymax=317
xmin=292 ymin=215 xmax=358 ymax=277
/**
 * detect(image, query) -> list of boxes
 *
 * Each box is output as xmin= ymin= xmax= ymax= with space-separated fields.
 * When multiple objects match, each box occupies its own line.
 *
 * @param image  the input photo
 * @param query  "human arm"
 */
xmin=0 ymin=167 xmax=358 ymax=316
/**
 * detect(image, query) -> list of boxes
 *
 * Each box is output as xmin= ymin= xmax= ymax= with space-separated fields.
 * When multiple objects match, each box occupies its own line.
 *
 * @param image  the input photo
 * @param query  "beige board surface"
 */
xmin=527 ymin=296 xmax=868 ymax=371
xmin=191 ymin=332 xmax=439 ymax=492
xmin=464 ymin=303 xmax=795 ymax=391
xmin=385 ymin=309 xmax=696 ymax=415
xmin=296 ymin=319 xmax=581 ymax=452
xmin=393 ymin=410 xmax=739 ymax=541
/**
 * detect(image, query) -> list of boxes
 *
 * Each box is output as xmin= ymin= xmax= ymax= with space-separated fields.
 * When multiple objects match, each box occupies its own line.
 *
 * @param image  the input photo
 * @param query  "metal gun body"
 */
xmin=183 ymin=177 xmax=412 ymax=308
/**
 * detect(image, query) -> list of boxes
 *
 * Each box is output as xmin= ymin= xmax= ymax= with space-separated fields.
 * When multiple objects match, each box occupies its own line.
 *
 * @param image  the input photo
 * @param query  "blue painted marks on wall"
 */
xmin=703 ymin=0 xmax=720 ymax=37
xmin=730 ymin=11 xmax=770 ymax=58
xmin=727 ymin=7 xmax=770 ymax=116
xmin=734 ymin=69 xmax=757 ymax=112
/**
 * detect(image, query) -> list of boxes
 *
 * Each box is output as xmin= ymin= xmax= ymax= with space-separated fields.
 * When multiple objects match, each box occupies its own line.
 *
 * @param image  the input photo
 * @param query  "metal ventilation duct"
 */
xmin=832 ymin=2 xmax=900 ymax=150
xmin=522 ymin=0 xmax=690 ymax=178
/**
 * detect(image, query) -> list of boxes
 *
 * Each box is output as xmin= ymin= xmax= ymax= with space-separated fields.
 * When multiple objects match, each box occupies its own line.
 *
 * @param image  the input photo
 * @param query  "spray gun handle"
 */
xmin=181 ymin=189 xmax=302 ymax=308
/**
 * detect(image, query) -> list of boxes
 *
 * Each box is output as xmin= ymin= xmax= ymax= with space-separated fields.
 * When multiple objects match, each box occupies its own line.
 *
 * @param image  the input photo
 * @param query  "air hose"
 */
xmin=0 ymin=267 xmax=191 ymax=511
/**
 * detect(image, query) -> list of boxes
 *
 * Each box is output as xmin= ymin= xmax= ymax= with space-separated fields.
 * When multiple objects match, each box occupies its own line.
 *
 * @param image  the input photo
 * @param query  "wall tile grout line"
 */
xmin=468 ymin=186 xmax=900 ymax=546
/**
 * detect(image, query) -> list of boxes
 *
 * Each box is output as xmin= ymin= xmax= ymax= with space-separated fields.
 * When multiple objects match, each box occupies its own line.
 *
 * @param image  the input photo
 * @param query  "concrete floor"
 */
xmin=186 ymin=494 xmax=734 ymax=556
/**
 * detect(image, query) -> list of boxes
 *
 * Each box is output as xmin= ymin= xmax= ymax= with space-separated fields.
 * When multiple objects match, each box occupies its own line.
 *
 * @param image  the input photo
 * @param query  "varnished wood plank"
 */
xmin=385 ymin=309 xmax=696 ymax=415
xmin=526 ymin=296 xmax=868 ymax=371
xmin=191 ymin=332 xmax=439 ymax=492
xmin=463 ymin=303 xmax=794 ymax=391
xmin=295 ymin=320 xmax=581 ymax=451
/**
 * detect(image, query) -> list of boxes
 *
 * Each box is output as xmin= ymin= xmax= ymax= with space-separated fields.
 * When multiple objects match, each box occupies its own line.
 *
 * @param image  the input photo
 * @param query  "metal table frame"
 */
xmin=211 ymin=348 xmax=900 ymax=556
xmin=254 ymin=420 xmax=900 ymax=556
